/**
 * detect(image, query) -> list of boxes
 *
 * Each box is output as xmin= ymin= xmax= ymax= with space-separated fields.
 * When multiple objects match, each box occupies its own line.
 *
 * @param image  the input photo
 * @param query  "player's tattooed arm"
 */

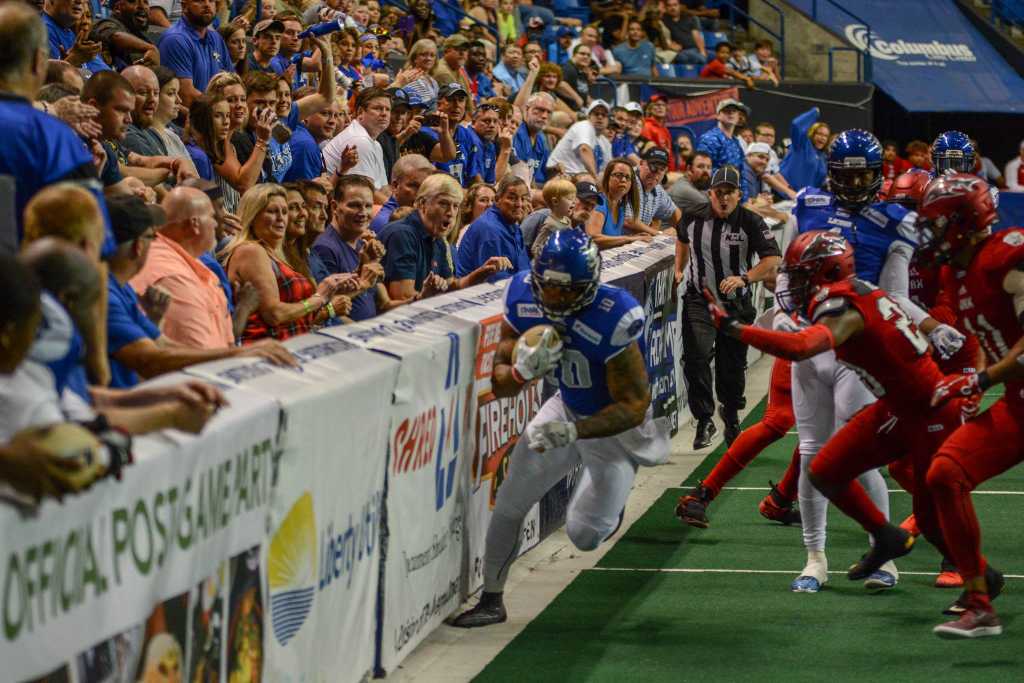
xmin=575 ymin=342 xmax=651 ymax=440
xmin=492 ymin=322 xmax=526 ymax=399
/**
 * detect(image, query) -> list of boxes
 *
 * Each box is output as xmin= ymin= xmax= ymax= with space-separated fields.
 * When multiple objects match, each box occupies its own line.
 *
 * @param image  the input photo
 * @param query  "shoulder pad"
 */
xmin=874 ymin=200 xmax=910 ymax=222
xmin=851 ymin=279 xmax=877 ymax=295
xmin=1002 ymin=230 xmax=1024 ymax=248
xmin=860 ymin=206 xmax=890 ymax=229
xmin=610 ymin=304 xmax=645 ymax=348
xmin=810 ymin=296 xmax=850 ymax=323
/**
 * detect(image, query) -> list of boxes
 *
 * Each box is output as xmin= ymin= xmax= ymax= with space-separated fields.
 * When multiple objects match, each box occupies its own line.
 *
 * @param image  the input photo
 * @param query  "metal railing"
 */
xmin=382 ymin=0 xmax=499 ymax=42
xmin=811 ymin=0 xmax=874 ymax=80
xmin=717 ymin=0 xmax=787 ymax=78
xmin=827 ymin=46 xmax=861 ymax=82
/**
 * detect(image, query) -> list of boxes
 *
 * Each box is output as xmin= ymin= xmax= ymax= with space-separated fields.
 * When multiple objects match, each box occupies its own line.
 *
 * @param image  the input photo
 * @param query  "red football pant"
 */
xmin=888 ymin=455 xmax=915 ymax=494
xmin=703 ymin=358 xmax=794 ymax=498
xmin=807 ymin=399 xmax=963 ymax=556
xmin=927 ymin=398 xmax=1024 ymax=583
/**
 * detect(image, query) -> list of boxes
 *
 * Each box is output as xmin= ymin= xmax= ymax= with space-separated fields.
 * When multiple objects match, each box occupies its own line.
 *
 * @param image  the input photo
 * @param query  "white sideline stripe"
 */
xmin=586 ymin=567 xmax=1024 ymax=579
xmin=672 ymin=486 xmax=1024 ymax=495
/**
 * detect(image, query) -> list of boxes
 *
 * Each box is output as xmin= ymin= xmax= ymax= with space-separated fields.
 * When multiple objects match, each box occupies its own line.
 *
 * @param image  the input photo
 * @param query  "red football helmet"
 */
xmin=776 ymin=230 xmax=856 ymax=313
xmin=916 ymin=173 xmax=998 ymax=263
xmin=887 ymin=168 xmax=932 ymax=209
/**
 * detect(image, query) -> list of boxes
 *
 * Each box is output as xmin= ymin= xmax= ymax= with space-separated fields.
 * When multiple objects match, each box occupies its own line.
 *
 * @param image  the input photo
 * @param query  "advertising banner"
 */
xmin=0 ymin=376 xmax=279 ymax=683
xmin=184 ymin=334 xmax=397 ymax=683
xmin=322 ymin=305 xmax=479 ymax=674
xmin=664 ymin=86 xmax=740 ymax=127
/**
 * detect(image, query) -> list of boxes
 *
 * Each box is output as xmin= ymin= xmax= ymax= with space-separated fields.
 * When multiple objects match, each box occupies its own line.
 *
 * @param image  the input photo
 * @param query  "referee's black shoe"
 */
xmin=693 ymin=419 xmax=717 ymax=449
xmin=449 ymin=592 xmax=507 ymax=628
xmin=719 ymin=406 xmax=741 ymax=447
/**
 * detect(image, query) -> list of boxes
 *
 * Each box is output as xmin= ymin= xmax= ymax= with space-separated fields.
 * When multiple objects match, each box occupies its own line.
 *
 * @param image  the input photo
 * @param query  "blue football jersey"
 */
xmin=503 ymin=271 xmax=645 ymax=417
xmin=793 ymin=187 xmax=917 ymax=286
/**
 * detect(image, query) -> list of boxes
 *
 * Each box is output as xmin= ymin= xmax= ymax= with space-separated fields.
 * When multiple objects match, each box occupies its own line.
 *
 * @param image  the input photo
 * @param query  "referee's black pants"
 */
xmin=680 ymin=287 xmax=752 ymax=422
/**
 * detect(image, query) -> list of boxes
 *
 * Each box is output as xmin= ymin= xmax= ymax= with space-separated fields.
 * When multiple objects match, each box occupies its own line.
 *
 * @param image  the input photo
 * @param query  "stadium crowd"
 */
xmin=2 ymin=0 xmax=1024 ymax=646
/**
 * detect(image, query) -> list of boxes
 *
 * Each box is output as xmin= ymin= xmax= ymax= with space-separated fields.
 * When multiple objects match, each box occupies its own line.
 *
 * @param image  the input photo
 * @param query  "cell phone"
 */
xmin=422 ymin=113 xmax=441 ymax=127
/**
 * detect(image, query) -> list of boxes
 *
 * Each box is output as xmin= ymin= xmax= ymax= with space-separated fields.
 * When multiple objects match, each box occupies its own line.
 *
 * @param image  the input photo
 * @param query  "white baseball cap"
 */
xmin=746 ymin=142 xmax=773 ymax=156
xmin=623 ymin=102 xmax=643 ymax=115
xmin=586 ymin=99 xmax=611 ymax=115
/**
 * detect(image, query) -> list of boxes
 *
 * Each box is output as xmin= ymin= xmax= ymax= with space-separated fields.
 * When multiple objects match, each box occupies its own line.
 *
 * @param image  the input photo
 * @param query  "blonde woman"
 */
xmin=456 ymin=182 xmax=495 ymax=245
xmin=221 ymin=184 xmax=356 ymax=342
xmin=395 ymin=39 xmax=440 ymax=104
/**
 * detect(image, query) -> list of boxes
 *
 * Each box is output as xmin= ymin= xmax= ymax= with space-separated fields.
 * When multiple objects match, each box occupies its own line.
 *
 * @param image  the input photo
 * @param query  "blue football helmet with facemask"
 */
xmin=530 ymin=229 xmax=601 ymax=320
xmin=931 ymin=131 xmax=975 ymax=175
xmin=827 ymin=129 xmax=884 ymax=209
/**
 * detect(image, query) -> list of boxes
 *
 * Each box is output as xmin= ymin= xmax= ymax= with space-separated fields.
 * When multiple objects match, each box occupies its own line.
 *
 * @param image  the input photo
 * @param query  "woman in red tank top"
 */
xmin=221 ymin=184 xmax=354 ymax=343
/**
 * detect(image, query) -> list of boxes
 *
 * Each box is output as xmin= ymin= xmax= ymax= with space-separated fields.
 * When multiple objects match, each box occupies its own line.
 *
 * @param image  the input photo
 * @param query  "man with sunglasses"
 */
xmin=677 ymin=165 xmax=780 ymax=449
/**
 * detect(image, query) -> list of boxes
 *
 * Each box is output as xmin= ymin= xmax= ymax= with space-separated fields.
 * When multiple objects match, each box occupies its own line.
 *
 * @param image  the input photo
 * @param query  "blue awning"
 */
xmin=787 ymin=0 xmax=1024 ymax=113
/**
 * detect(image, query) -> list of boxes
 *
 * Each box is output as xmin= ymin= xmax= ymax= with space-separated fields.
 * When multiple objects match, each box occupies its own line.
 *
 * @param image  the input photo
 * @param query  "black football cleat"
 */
xmin=449 ymin=593 xmax=508 ymax=628
xmin=675 ymin=483 xmax=713 ymax=529
xmin=847 ymin=524 xmax=916 ymax=580
xmin=944 ymin=565 xmax=1005 ymax=616
xmin=693 ymin=419 xmax=717 ymax=450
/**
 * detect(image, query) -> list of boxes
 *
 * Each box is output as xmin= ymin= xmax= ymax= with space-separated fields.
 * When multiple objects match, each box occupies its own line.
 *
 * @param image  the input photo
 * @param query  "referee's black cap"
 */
xmin=710 ymin=165 xmax=741 ymax=189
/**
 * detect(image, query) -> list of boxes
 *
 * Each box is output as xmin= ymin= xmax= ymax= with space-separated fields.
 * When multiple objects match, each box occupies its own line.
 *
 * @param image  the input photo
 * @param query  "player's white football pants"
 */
xmin=792 ymin=350 xmax=890 ymax=553
xmin=483 ymin=392 xmax=669 ymax=594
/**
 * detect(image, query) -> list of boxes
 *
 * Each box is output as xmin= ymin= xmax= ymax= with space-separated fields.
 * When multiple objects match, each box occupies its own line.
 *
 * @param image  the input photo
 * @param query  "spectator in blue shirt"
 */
xmin=465 ymin=41 xmax=496 ymax=104
xmin=512 ymin=92 xmax=553 ymax=186
xmin=779 ymin=106 xmax=828 ymax=193
xmin=246 ymin=19 xmax=287 ymax=74
xmin=0 ymin=4 xmax=114 ymax=255
xmin=610 ymin=102 xmax=644 ymax=164
xmin=465 ymin=101 xmax=515 ymax=186
xmin=612 ymin=19 xmax=658 ymax=78
xmin=370 ymin=154 xmax=435 ymax=233
xmin=42 ymin=0 xmax=112 ymax=74
xmin=456 ymin=175 xmax=530 ymax=282
xmin=548 ymin=27 xmax=574 ymax=66
xmin=696 ymin=98 xmax=752 ymax=201
xmin=311 ymin=175 xmax=398 ymax=320
xmin=158 ymin=0 xmax=235 ymax=106
xmin=104 ymin=195 xmax=295 ymax=388
xmin=492 ymin=45 xmax=527 ymax=94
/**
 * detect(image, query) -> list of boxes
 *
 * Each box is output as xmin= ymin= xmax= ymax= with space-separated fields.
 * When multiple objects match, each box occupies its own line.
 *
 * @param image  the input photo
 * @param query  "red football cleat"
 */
xmin=898 ymin=513 xmax=920 ymax=537
xmin=935 ymin=558 xmax=964 ymax=588
xmin=933 ymin=596 xmax=1002 ymax=639
xmin=758 ymin=481 xmax=800 ymax=525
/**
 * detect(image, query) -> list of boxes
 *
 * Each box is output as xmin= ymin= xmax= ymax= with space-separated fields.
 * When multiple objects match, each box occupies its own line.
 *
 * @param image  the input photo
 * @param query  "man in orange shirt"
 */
xmin=641 ymin=96 xmax=675 ymax=170
xmin=130 ymin=186 xmax=234 ymax=348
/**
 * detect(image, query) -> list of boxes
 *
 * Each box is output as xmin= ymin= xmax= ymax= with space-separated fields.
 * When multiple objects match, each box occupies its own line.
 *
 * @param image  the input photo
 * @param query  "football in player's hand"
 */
xmin=511 ymin=325 xmax=564 ymax=381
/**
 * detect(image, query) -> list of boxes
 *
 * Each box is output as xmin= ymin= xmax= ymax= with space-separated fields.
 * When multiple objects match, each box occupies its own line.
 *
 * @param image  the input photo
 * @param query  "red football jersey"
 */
xmin=941 ymin=228 xmax=1024 ymax=409
xmin=911 ymin=256 xmax=981 ymax=375
xmin=808 ymin=279 xmax=944 ymax=416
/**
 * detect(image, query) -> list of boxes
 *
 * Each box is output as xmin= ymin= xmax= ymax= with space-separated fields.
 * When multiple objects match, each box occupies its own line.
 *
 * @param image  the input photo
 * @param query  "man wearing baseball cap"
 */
xmin=611 ymin=102 xmax=644 ymax=163
xmin=433 ymin=34 xmax=474 ymax=108
xmin=626 ymin=147 xmax=681 ymax=234
xmin=546 ymin=99 xmax=613 ymax=178
xmin=104 ymin=196 xmax=296 ymax=389
xmin=676 ymin=164 xmax=781 ymax=447
xmin=744 ymin=141 xmax=796 ymax=209
xmin=696 ymin=98 xmax=751 ymax=200
xmin=641 ymin=96 xmax=675 ymax=171
xmin=247 ymin=19 xmax=286 ymax=74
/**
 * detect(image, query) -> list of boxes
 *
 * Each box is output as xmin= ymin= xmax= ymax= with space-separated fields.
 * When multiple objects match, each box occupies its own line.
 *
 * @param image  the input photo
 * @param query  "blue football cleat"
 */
xmin=864 ymin=570 xmax=897 ymax=591
xmin=791 ymin=575 xmax=824 ymax=593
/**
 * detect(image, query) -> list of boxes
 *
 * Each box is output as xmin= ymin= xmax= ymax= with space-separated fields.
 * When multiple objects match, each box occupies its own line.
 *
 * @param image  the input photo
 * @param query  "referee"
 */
xmin=677 ymin=165 xmax=781 ymax=449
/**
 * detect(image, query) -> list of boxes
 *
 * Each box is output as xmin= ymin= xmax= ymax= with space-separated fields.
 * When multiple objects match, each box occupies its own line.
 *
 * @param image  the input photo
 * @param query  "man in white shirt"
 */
xmin=1005 ymin=139 xmax=1024 ymax=192
xmin=323 ymin=87 xmax=393 ymax=202
xmin=546 ymin=99 xmax=613 ymax=178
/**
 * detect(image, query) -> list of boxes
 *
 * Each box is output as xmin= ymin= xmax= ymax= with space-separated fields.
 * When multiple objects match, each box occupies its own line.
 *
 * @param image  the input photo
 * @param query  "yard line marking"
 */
xmin=672 ymin=486 xmax=1024 ymax=495
xmin=586 ymin=567 xmax=1024 ymax=579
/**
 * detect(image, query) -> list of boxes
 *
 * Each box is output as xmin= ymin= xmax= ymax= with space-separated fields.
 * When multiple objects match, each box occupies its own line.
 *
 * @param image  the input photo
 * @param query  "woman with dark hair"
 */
xmin=333 ymin=28 xmax=364 ymax=95
xmin=150 ymin=65 xmax=199 ymax=177
xmin=219 ymin=22 xmax=248 ymax=75
xmin=281 ymin=182 xmax=316 ymax=284
xmin=586 ymin=158 xmax=650 ymax=249
xmin=185 ymin=96 xmax=245 ymax=214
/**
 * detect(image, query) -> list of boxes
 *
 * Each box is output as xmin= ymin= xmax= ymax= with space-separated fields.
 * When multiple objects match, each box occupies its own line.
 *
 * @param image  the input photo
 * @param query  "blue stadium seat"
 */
xmin=704 ymin=31 xmax=730 ymax=49
xmin=674 ymin=64 xmax=702 ymax=78
xmin=656 ymin=63 xmax=675 ymax=78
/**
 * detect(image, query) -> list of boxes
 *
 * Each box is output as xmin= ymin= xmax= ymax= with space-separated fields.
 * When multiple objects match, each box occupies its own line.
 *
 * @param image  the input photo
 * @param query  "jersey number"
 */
xmin=877 ymin=296 xmax=929 ymax=355
xmin=559 ymin=350 xmax=593 ymax=389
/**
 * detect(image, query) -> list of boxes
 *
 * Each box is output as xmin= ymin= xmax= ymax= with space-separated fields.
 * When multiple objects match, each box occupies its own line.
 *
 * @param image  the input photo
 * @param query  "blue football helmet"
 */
xmin=931 ymin=130 xmax=975 ymax=174
xmin=827 ymin=129 xmax=883 ymax=209
xmin=531 ymin=229 xmax=601 ymax=319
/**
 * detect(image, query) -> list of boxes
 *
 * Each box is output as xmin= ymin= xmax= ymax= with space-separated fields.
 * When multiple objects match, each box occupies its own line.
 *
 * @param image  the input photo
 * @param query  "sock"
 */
xmin=879 ymin=560 xmax=899 ymax=581
xmin=483 ymin=511 xmax=526 ymax=593
xmin=702 ymin=422 xmax=786 ymax=497
xmin=775 ymin=445 xmax=801 ymax=502
xmin=927 ymin=456 xmax=985 ymax=582
xmin=798 ymin=450 xmax=828 ymax=552
xmin=801 ymin=550 xmax=828 ymax=582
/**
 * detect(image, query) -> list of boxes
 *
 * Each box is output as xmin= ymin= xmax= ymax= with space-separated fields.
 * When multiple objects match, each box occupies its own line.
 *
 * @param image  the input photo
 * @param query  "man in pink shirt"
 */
xmin=130 ymin=187 xmax=235 ymax=348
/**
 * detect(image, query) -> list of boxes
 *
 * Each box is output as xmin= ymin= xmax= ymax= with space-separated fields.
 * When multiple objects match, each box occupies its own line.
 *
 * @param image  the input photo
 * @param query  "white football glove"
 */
xmin=929 ymin=323 xmax=966 ymax=360
xmin=527 ymin=420 xmax=578 ymax=452
xmin=513 ymin=332 xmax=563 ymax=382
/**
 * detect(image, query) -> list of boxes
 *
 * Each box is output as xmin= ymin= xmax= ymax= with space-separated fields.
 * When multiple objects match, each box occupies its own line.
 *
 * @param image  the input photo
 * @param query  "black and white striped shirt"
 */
xmin=678 ymin=205 xmax=781 ymax=303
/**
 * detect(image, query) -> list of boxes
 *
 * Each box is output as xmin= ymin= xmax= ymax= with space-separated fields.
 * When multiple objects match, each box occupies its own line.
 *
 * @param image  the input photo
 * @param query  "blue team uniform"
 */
xmin=502 ymin=271 xmax=646 ymax=417
xmin=793 ymin=187 xmax=917 ymax=285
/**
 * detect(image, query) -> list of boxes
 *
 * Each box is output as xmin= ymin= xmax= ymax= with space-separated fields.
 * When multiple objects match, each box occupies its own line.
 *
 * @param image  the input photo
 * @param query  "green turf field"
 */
xmin=476 ymin=391 xmax=1023 ymax=682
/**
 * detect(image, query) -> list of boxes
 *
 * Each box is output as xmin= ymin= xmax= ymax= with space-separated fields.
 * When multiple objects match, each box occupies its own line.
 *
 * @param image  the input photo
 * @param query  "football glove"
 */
xmin=931 ymin=371 xmax=990 ymax=408
xmin=928 ymin=324 xmax=966 ymax=360
xmin=527 ymin=420 xmax=578 ymax=452
xmin=703 ymin=287 xmax=740 ymax=334
xmin=512 ymin=329 xmax=563 ymax=382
